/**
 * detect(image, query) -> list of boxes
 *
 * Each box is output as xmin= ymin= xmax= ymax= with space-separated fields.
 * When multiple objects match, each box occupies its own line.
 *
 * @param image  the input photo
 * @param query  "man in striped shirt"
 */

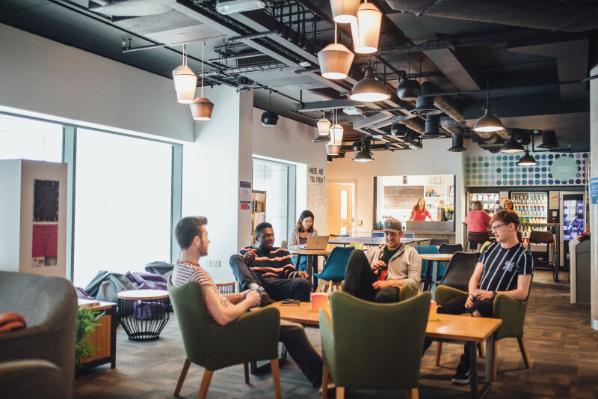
xmin=232 ymin=222 xmax=311 ymax=302
xmin=439 ymin=210 xmax=533 ymax=384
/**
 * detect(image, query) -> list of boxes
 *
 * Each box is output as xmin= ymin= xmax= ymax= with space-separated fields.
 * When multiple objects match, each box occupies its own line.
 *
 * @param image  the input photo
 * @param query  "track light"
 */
xmin=261 ymin=111 xmax=278 ymax=127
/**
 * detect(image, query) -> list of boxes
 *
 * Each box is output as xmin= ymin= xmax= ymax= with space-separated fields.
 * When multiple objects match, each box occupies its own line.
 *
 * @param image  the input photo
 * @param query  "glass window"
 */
xmin=0 ymin=114 xmax=62 ymax=162
xmin=253 ymin=158 xmax=294 ymax=246
xmin=73 ymin=129 xmax=173 ymax=287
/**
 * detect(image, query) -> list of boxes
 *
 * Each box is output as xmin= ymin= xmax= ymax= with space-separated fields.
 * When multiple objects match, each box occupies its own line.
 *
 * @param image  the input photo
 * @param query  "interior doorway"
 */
xmin=327 ymin=182 xmax=354 ymax=236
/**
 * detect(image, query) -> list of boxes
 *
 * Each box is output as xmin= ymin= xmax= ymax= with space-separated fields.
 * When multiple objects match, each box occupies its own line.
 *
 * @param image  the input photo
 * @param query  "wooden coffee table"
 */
xmin=289 ymin=248 xmax=331 ymax=289
xmin=272 ymin=300 xmax=501 ymax=399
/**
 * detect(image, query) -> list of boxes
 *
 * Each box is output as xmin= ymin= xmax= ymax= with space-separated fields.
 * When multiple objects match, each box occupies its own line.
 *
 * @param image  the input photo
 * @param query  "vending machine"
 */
xmin=510 ymin=191 xmax=548 ymax=224
xmin=468 ymin=191 xmax=500 ymax=214
xmin=560 ymin=192 xmax=586 ymax=268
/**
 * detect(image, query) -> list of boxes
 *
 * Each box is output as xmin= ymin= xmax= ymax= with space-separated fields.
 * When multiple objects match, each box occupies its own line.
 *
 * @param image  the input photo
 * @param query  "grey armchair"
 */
xmin=0 ymin=271 xmax=77 ymax=399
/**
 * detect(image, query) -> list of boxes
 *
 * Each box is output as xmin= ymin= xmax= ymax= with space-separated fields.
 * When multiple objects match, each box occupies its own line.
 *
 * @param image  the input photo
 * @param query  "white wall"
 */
xmin=328 ymin=139 xmax=466 ymax=244
xmin=0 ymin=23 xmax=194 ymax=142
xmin=0 ymin=160 xmax=22 ymax=272
xmin=252 ymin=108 xmax=328 ymax=235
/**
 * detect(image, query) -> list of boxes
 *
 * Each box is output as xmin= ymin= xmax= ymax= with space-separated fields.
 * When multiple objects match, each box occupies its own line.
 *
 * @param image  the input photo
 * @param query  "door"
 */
xmin=560 ymin=191 xmax=585 ymax=267
xmin=327 ymin=183 xmax=354 ymax=236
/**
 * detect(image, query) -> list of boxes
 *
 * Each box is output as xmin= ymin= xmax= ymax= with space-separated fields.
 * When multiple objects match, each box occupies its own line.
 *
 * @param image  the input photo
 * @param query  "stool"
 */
xmin=117 ymin=290 xmax=170 ymax=341
xmin=468 ymin=231 xmax=490 ymax=251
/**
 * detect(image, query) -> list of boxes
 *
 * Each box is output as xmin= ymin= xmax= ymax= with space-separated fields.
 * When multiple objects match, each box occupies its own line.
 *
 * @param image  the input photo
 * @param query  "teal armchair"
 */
xmin=168 ymin=279 xmax=282 ymax=399
xmin=320 ymin=291 xmax=431 ymax=399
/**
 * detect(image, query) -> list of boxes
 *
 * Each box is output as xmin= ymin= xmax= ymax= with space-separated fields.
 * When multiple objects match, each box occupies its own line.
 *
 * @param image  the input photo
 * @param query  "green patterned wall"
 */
xmin=465 ymin=152 xmax=589 ymax=187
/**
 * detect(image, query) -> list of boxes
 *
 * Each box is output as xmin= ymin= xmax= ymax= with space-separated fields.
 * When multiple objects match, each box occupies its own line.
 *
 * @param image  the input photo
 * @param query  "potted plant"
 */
xmin=75 ymin=308 xmax=103 ymax=368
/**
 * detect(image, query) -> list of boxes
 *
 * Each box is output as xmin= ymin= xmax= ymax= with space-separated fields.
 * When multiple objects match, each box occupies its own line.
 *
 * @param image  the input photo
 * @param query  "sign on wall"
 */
xmin=31 ymin=179 xmax=59 ymax=267
xmin=308 ymin=167 xmax=326 ymax=184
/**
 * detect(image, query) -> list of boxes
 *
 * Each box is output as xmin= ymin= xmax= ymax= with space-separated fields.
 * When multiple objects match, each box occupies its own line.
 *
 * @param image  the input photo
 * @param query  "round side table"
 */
xmin=117 ymin=289 xmax=170 ymax=341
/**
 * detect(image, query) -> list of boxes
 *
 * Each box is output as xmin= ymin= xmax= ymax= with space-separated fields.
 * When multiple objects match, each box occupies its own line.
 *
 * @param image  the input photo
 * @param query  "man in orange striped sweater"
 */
xmin=232 ymin=222 xmax=311 ymax=302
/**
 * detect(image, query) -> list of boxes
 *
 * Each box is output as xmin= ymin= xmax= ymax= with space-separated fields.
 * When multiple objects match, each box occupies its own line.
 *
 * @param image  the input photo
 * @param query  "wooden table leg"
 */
xmin=468 ymin=342 xmax=478 ymax=399
xmin=431 ymin=261 xmax=439 ymax=297
xmin=485 ymin=334 xmax=496 ymax=382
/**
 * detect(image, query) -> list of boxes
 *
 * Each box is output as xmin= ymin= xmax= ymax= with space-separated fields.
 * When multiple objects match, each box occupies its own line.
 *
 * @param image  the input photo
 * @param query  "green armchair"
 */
xmin=435 ymin=285 xmax=530 ymax=379
xmin=320 ymin=291 xmax=431 ymax=399
xmin=168 ymin=279 xmax=282 ymax=399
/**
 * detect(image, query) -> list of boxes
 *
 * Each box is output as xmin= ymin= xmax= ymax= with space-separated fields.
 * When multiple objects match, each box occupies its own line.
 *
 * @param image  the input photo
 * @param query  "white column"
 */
xmin=590 ymin=64 xmax=598 ymax=330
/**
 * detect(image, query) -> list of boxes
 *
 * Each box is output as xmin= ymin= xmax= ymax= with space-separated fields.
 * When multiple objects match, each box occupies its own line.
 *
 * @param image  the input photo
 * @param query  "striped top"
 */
xmin=478 ymin=242 xmax=533 ymax=292
xmin=239 ymin=246 xmax=299 ymax=279
xmin=171 ymin=261 xmax=230 ymax=310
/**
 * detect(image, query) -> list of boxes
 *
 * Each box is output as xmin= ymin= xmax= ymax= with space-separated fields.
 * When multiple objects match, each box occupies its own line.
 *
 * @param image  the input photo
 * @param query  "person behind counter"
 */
xmin=410 ymin=198 xmax=433 ymax=221
xmin=465 ymin=201 xmax=491 ymax=250
xmin=289 ymin=210 xmax=318 ymax=271
xmin=503 ymin=199 xmax=514 ymax=211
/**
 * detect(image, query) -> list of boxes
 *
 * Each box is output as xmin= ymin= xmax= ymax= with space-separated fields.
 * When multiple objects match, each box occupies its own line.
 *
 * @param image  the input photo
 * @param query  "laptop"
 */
xmin=304 ymin=235 xmax=329 ymax=250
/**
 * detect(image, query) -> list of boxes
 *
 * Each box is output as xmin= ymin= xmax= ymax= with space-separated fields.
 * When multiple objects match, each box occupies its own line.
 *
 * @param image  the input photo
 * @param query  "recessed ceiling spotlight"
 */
xmin=342 ymin=107 xmax=364 ymax=115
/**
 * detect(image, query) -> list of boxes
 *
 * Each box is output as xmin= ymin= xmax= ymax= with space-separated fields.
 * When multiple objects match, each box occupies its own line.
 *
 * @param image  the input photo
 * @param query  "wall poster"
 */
xmin=32 ymin=179 xmax=59 ymax=267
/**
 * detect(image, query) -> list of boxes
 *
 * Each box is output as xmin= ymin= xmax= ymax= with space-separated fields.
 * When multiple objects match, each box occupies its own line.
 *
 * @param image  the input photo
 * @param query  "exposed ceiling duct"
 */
xmin=385 ymin=0 xmax=598 ymax=32
xmin=401 ymin=117 xmax=425 ymax=134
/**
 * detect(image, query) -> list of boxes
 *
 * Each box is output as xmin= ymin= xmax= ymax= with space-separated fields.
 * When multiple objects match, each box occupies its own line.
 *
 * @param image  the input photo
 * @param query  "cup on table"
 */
xmin=310 ymin=292 xmax=329 ymax=311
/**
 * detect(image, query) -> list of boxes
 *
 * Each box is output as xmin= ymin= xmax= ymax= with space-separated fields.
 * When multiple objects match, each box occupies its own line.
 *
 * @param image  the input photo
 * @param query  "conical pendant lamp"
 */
xmin=349 ymin=65 xmax=389 ymax=102
xmin=474 ymin=81 xmax=503 ymax=133
xmin=189 ymin=42 xmax=214 ymax=121
xmin=318 ymin=23 xmax=354 ymax=80
xmin=330 ymin=0 xmax=360 ymax=23
xmin=351 ymin=0 xmax=382 ymax=54
xmin=173 ymin=45 xmax=197 ymax=104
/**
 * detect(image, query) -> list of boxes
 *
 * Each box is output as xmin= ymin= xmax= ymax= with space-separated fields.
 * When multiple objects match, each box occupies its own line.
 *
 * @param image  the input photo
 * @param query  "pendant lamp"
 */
xmin=349 ymin=65 xmax=390 ymax=102
xmin=330 ymin=0 xmax=360 ymax=23
xmin=516 ymin=149 xmax=538 ymax=166
xmin=351 ymin=0 xmax=382 ymax=54
xmin=396 ymin=53 xmax=420 ymax=101
xmin=315 ymin=112 xmax=331 ymax=142
xmin=500 ymin=135 xmax=524 ymax=153
xmin=353 ymin=138 xmax=373 ymax=162
xmin=537 ymin=130 xmax=559 ymax=149
xmin=261 ymin=90 xmax=279 ymax=127
xmin=189 ymin=42 xmax=214 ymax=121
xmin=318 ymin=23 xmax=355 ymax=80
xmin=473 ymin=81 xmax=503 ymax=133
xmin=173 ymin=45 xmax=197 ymax=104
xmin=326 ymin=109 xmax=344 ymax=156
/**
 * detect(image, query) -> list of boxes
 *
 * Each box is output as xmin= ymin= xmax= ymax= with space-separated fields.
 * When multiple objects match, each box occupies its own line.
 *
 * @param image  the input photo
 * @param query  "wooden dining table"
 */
xmin=271 ymin=300 xmax=501 ymax=399
xmin=289 ymin=248 xmax=331 ymax=289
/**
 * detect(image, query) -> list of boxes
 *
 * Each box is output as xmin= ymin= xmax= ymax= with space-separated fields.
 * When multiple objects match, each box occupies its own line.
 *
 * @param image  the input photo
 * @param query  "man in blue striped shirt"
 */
xmin=439 ymin=210 xmax=533 ymax=384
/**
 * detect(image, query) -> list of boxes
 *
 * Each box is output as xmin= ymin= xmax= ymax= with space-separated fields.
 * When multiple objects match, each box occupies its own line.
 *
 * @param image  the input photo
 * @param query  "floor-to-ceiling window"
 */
xmin=252 ymin=157 xmax=296 ymax=246
xmin=73 ymin=128 xmax=174 ymax=286
xmin=0 ymin=114 xmax=62 ymax=161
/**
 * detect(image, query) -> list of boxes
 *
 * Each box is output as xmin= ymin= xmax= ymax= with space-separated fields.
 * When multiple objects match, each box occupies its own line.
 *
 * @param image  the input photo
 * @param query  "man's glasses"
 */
xmin=490 ymin=223 xmax=506 ymax=232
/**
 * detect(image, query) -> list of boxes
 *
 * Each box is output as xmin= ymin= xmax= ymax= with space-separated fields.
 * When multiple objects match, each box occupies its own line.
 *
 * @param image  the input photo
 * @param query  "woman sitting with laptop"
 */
xmin=289 ymin=210 xmax=318 ymax=271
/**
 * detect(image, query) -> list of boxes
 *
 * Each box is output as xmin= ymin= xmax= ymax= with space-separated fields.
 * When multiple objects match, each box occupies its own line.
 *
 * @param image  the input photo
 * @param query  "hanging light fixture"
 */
xmin=173 ymin=45 xmax=197 ymax=104
xmin=500 ymin=135 xmax=524 ymax=153
xmin=189 ymin=42 xmax=214 ymax=121
xmin=516 ymin=149 xmax=538 ymax=166
xmin=318 ymin=23 xmax=355 ymax=80
xmin=422 ymin=115 xmax=441 ymax=139
xmin=326 ymin=109 xmax=344 ymax=156
xmin=349 ymin=64 xmax=390 ymax=102
xmin=351 ymin=0 xmax=382 ymax=54
xmin=396 ymin=52 xmax=421 ymax=101
xmin=316 ymin=111 xmax=331 ymax=140
xmin=537 ymin=130 xmax=559 ymax=149
xmin=330 ymin=0 xmax=360 ymax=23
xmin=353 ymin=138 xmax=374 ymax=162
xmin=448 ymin=132 xmax=466 ymax=152
xmin=261 ymin=90 xmax=279 ymax=127
xmin=473 ymin=80 xmax=503 ymax=133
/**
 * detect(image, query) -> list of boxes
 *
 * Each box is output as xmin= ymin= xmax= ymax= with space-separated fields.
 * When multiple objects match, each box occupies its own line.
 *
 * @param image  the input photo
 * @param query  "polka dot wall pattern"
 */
xmin=465 ymin=152 xmax=589 ymax=187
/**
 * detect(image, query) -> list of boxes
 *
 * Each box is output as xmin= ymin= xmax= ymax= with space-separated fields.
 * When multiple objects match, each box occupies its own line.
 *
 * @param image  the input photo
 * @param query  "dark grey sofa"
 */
xmin=0 ymin=271 xmax=77 ymax=399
